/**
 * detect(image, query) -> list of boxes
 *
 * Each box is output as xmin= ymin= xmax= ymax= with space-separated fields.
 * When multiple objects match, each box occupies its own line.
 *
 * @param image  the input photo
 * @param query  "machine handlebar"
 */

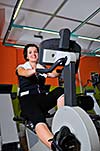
xmin=36 ymin=57 xmax=67 ymax=74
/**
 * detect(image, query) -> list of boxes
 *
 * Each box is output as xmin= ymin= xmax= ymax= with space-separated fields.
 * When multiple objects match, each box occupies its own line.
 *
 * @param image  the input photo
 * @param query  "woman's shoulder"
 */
xmin=17 ymin=61 xmax=31 ymax=69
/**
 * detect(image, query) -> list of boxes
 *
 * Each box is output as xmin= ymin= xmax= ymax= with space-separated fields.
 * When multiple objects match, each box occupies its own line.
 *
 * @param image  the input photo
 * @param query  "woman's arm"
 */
xmin=47 ymin=70 xmax=61 ymax=78
xmin=37 ymin=64 xmax=63 ymax=78
xmin=17 ymin=63 xmax=46 ymax=77
xmin=17 ymin=67 xmax=36 ymax=77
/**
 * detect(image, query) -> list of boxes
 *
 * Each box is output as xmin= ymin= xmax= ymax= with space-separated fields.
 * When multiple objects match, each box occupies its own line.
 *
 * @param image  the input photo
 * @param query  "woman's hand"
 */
xmin=47 ymin=70 xmax=61 ymax=78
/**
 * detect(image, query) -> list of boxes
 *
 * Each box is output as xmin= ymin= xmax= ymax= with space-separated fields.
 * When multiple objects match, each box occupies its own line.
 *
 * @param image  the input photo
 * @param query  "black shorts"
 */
xmin=19 ymin=87 xmax=64 ymax=127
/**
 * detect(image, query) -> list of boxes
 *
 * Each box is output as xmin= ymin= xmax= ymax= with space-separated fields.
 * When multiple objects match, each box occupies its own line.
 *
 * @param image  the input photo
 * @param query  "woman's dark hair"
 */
xmin=23 ymin=44 xmax=39 ymax=61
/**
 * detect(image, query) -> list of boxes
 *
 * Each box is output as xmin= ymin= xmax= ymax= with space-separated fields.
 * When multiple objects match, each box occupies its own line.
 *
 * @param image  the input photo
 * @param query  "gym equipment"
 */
xmin=0 ymin=85 xmax=21 ymax=151
xmin=38 ymin=28 xmax=100 ymax=150
xmin=77 ymin=72 xmax=100 ymax=137
xmin=83 ymin=72 xmax=100 ymax=115
xmin=14 ymin=28 xmax=100 ymax=151
xmin=13 ymin=105 xmax=55 ymax=151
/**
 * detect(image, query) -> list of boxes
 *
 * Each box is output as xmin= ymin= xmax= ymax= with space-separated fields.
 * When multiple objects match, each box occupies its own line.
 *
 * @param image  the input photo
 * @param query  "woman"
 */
xmin=16 ymin=43 xmax=64 ymax=150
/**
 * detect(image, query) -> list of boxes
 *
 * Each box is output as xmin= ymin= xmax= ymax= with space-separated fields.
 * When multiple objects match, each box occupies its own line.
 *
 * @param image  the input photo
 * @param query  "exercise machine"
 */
xmin=77 ymin=72 xmax=100 ymax=137
xmin=87 ymin=72 xmax=100 ymax=115
xmin=38 ymin=28 xmax=100 ymax=150
xmin=80 ymin=72 xmax=100 ymax=115
xmin=0 ymin=85 xmax=21 ymax=151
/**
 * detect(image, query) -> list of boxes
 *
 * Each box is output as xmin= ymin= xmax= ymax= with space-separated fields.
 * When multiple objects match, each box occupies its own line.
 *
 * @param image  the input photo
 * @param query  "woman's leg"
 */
xmin=42 ymin=87 xmax=64 ymax=111
xmin=57 ymin=94 xmax=64 ymax=109
xmin=34 ymin=95 xmax=64 ymax=150
xmin=35 ymin=122 xmax=53 ymax=149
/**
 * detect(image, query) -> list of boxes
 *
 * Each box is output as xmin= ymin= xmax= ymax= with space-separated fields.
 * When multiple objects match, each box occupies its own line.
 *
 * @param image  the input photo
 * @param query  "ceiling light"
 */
xmin=13 ymin=24 xmax=100 ymax=43
xmin=23 ymin=26 xmax=100 ymax=43
xmin=4 ymin=43 xmax=24 ymax=48
xmin=95 ymin=54 xmax=100 ymax=57
xmin=13 ymin=0 xmax=24 ymax=20
xmin=78 ymin=35 xmax=100 ymax=42
xmin=12 ymin=44 xmax=24 ymax=48
xmin=23 ymin=27 xmax=59 ymax=35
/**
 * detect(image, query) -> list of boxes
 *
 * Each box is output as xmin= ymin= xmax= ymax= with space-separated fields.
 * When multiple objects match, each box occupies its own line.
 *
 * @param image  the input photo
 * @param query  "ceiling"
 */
xmin=0 ymin=0 xmax=100 ymax=56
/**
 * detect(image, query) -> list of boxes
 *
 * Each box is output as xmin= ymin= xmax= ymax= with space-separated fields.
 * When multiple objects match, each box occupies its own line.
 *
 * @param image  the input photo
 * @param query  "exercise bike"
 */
xmin=38 ymin=28 xmax=100 ymax=151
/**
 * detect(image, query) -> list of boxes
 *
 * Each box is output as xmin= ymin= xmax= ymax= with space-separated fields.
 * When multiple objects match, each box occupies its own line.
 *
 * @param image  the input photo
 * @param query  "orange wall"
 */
xmin=0 ymin=43 xmax=18 ymax=84
xmin=0 ymin=42 xmax=100 ymax=87
xmin=77 ymin=56 xmax=100 ymax=87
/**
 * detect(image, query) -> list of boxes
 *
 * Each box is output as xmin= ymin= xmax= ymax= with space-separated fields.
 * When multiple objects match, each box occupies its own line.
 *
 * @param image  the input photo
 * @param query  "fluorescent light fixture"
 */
xmin=95 ymin=54 xmax=100 ymax=57
xmin=4 ymin=43 xmax=25 ymax=48
xmin=78 ymin=35 xmax=100 ymax=42
xmin=12 ymin=44 xmax=24 ymax=48
xmin=23 ymin=26 xmax=100 ymax=43
xmin=13 ymin=0 xmax=24 ymax=20
xmin=23 ymin=27 xmax=59 ymax=35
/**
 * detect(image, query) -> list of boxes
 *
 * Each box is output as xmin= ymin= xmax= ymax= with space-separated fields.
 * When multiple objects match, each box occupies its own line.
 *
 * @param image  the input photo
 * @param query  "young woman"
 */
xmin=16 ymin=43 xmax=64 ymax=150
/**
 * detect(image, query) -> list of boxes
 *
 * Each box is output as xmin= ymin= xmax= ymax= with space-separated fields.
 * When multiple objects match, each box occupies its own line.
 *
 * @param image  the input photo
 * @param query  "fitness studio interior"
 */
xmin=0 ymin=0 xmax=100 ymax=151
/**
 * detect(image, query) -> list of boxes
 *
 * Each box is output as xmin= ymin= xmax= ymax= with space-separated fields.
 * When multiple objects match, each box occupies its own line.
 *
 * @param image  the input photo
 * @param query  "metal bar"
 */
xmin=64 ymin=63 xmax=77 ymax=106
xmin=2 ymin=0 xmax=24 ymax=45
xmin=72 ymin=7 xmax=100 ymax=33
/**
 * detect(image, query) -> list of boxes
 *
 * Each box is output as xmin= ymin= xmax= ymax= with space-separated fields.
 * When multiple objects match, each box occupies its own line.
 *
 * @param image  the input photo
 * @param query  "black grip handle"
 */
xmin=36 ymin=57 xmax=67 ymax=74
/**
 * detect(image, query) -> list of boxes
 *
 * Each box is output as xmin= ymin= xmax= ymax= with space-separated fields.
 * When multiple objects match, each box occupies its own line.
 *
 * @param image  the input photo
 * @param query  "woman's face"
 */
xmin=27 ymin=46 xmax=39 ymax=62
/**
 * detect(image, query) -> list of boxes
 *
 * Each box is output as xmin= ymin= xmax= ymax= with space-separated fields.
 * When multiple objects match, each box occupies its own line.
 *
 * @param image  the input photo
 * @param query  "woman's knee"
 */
xmin=57 ymin=94 xmax=64 ymax=109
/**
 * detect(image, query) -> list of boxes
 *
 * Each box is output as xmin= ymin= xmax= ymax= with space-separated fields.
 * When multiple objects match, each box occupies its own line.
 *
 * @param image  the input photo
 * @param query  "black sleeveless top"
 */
xmin=18 ymin=73 xmax=46 ymax=95
xmin=16 ymin=62 xmax=47 ymax=95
